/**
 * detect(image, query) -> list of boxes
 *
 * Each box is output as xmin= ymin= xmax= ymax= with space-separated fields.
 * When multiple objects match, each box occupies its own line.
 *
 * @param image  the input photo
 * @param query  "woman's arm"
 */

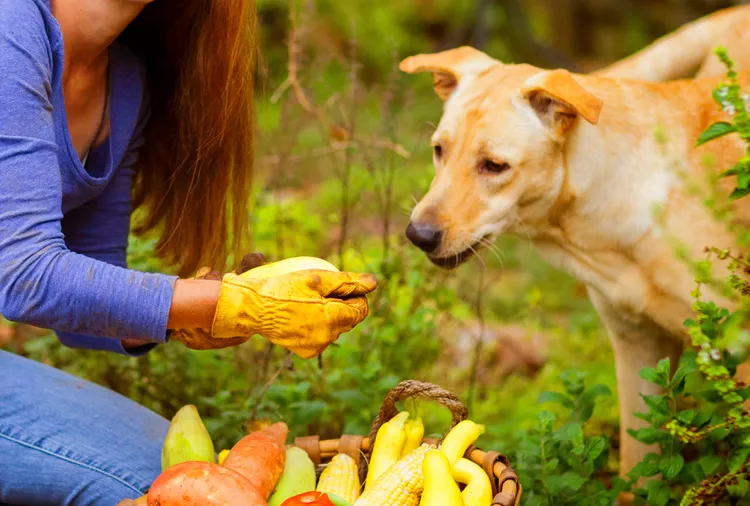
xmin=59 ymin=161 xmax=224 ymax=353
xmin=167 ymin=279 xmax=221 ymax=329
xmin=0 ymin=5 xmax=177 ymax=345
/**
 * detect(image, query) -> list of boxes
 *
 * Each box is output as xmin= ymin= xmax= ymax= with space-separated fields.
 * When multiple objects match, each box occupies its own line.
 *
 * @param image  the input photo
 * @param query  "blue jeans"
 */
xmin=0 ymin=350 xmax=169 ymax=505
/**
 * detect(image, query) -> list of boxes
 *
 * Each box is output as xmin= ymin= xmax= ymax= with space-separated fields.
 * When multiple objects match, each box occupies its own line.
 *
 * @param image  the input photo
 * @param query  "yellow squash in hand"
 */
xmin=419 ymin=450 xmax=464 ymax=506
xmin=365 ymin=411 xmax=410 ymax=490
xmin=242 ymin=256 xmax=339 ymax=279
xmin=453 ymin=458 xmax=493 ymax=506
xmin=161 ymin=405 xmax=215 ymax=471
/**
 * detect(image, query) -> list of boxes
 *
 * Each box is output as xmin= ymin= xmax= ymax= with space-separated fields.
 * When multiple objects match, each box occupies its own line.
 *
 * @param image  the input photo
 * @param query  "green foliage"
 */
xmin=697 ymin=48 xmax=750 ymax=201
xmin=514 ymin=372 xmax=625 ymax=506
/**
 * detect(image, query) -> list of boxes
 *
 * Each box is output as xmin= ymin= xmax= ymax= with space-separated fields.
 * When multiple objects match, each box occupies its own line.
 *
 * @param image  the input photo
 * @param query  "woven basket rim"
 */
xmin=292 ymin=435 xmax=521 ymax=506
xmin=291 ymin=378 xmax=523 ymax=506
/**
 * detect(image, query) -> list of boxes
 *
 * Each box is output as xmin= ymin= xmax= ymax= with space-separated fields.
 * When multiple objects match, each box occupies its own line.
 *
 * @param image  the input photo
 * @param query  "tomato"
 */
xmin=280 ymin=491 xmax=336 ymax=506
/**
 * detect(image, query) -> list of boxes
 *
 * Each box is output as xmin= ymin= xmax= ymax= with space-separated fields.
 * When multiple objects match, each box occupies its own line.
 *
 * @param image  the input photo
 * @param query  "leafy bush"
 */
xmin=514 ymin=371 xmax=624 ymax=506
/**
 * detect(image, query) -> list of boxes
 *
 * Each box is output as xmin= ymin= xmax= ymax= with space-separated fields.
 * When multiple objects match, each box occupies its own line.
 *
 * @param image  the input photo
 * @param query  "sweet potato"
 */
xmin=147 ymin=461 xmax=267 ymax=506
xmin=223 ymin=422 xmax=289 ymax=499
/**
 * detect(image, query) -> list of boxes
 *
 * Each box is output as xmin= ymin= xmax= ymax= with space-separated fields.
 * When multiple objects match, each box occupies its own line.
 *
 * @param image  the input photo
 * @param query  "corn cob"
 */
xmin=317 ymin=453 xmax=361 ymax=503
xmin=355 ymin=443 xmax=433 ymax=506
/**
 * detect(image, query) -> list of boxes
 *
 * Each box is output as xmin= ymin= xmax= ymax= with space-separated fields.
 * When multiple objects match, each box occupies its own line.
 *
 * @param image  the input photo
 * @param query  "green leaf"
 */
xmin=629 ymin=427 xmax=668 ymax=445
xmin=541 ymin=475 xmax=564 ymax=496
xmin=675 ymin=409 xmax=697 ymax=425
xmin=645 ymin=480 xmax=671 ymax=506
xmin=728 ymin=477 xmax=750 ymax=498
xmin=585 ymin=436 xmax=607 ymax=463
xmin=638 ymin=367 xmax=668 ymax=388
xmin=642 ymin=394 xmax=671 ymax=416
xmin=289 ymin=400 xmax=327 ymax=422
xmin=698 ymin=455 xmax=722 ymax=476
xmin=610 ymin=477 xmax=631 ymax=495
xmin=696 ymin=121 xmax=737 ymax=146
xmin=543 ymin=457 xmax=560 ymax=473
xmin=728 ymin=447 xmax=750 ymax=473
xmin=711 ymin=427 xmax=731 ymax=442
xmin=537 ymin=410 xmax=556 ymax=431
xmin=583 ymin=384 xmax=612 ymax=401
xmin=669 ymin=362 xmax=696 ymax=389
xmin=682 ymin=461 xmax=706 ymax=483
xmin=543 ymin=473 xmax=587 ymax=495
xmin=730 ymin=187 xmax=750 ymax=200
xmin=538 ymin=391 xmax=574 ymax=409
xmin=721 ymin=166 xmax=739 ymax=178
xmin=554 ymin=423 xmax=584 ymax=446
xmin=692 ymin=409 xmax=713 ymax=428
xmin=629 ymin=453 xmax=661 ymax=479
xmin=659 ymin=454 xmax=684 ymax=481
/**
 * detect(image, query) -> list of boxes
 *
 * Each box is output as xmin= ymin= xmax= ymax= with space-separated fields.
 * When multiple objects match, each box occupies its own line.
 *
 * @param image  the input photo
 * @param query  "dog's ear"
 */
xmin=399 ymin=46 xmax=499 ymax=100
xmin=521 ymin=69 xmax=603 ymax=134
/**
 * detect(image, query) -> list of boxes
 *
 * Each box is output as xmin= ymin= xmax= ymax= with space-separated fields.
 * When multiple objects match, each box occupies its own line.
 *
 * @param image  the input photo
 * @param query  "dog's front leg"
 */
xmin=587 ymin=288 xmax=683 ymax=479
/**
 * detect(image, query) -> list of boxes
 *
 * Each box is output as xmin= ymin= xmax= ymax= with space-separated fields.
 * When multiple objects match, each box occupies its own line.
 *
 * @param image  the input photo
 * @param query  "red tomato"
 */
xmin=281 ymin=491 xmax=335 ymax=506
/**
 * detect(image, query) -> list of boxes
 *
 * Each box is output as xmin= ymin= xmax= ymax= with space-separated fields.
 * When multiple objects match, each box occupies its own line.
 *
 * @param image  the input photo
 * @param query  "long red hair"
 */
xmin=120 ymin=0 xmax=257 ymax=276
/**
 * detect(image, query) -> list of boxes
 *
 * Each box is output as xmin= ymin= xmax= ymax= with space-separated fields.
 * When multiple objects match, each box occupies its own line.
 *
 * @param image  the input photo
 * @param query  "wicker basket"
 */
xmin=292 ymin=380 xmax=522 ymax=506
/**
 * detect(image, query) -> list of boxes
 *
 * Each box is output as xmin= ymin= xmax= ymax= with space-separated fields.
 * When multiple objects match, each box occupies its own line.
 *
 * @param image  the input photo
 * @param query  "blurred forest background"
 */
xmin=3 ymin=0 xmax=749 ymax=499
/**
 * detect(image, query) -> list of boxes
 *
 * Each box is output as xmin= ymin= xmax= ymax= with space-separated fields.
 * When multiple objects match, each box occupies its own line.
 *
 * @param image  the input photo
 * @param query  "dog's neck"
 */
xmin=531 ymin=78 xmax=705 ymax=253
xmin=511 ymin=79 xmax=740 ymax=328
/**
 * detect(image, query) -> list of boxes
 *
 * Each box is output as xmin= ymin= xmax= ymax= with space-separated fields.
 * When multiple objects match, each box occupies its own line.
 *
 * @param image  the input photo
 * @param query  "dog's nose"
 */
xmin=405 ymin=222 xmax=442 ymax=253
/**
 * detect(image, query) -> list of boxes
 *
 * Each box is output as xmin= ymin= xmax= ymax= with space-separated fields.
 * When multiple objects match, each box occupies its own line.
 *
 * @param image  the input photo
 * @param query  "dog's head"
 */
xmin=401 ymin=47 xmax=603 ymax=268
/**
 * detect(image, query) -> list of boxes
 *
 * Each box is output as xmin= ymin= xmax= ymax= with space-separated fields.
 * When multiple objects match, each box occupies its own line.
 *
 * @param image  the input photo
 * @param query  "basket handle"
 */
xmin=367 ymin=380 xmax=469 ymax=450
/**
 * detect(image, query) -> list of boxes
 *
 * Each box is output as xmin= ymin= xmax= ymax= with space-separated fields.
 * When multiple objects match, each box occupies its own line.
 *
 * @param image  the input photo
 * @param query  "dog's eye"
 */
xmin=481 ymin=160 xmax=510 ymax=174
xmin=433 ymin=144 xmax=443 ymax=160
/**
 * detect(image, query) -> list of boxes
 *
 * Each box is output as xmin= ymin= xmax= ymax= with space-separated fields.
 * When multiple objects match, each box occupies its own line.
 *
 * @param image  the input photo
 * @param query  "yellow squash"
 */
xmin=419 ymin=450 xmax=464 ymax=506
xmin=453 ymin=458 xmax=493 ymax=506
xmin=241 ymin=256 xmax=339 ymax=279
xmin=364 ymin=411 xmax=410 ymax=490
xmin=401 ymin=415 xmax=424 ymax=458
xmin=439 ymin=420 xmax=485 ymax=467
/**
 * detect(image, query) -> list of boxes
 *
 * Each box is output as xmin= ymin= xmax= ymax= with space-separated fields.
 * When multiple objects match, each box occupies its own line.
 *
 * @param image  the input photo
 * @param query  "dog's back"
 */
xmin=595 ymin=5 xmax=750 ymax=80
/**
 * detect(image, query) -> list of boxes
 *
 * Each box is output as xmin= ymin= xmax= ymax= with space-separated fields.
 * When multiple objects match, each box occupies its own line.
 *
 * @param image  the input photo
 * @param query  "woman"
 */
xmin=0 ymin=0 xmax=376 ymax=503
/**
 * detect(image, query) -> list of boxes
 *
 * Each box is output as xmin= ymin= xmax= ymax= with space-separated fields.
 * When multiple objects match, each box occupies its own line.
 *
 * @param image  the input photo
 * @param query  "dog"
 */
xmin=400 ymin=5 xmax=750 ymax=483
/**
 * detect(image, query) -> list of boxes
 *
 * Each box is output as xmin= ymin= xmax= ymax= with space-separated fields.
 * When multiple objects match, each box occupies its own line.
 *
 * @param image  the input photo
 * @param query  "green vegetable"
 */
xmin=328 ymin=493 xmax=354 ymax=506
xmin=268 ymin=446 xmax=317 ymax=506
xmin=161 ymin=404 xmax=215 ymax=471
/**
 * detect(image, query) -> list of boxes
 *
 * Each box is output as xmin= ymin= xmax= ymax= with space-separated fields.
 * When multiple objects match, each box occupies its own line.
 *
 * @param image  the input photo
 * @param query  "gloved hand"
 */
xmin=170 ymin=253 xmax=268 ymax=350
xmin=211 ymin=268 xmax=377 ymax=358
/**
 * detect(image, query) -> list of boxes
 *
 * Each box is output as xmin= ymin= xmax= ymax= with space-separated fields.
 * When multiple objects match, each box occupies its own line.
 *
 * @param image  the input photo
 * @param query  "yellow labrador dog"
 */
xmin=401 ymin=5 xmax=750 ymax=479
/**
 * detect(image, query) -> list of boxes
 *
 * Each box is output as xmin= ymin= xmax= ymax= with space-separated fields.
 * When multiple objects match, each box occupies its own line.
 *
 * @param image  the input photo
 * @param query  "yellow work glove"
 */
xmin=170 ymin=253 xmax=268 ymax=351
xmin=211 ymin=269 xmax=377 ymax=358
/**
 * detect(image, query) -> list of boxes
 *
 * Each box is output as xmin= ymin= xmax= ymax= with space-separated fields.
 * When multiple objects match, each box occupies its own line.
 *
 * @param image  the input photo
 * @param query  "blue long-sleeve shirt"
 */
xmin=0 ymin=0 xmax=178 ymax=355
